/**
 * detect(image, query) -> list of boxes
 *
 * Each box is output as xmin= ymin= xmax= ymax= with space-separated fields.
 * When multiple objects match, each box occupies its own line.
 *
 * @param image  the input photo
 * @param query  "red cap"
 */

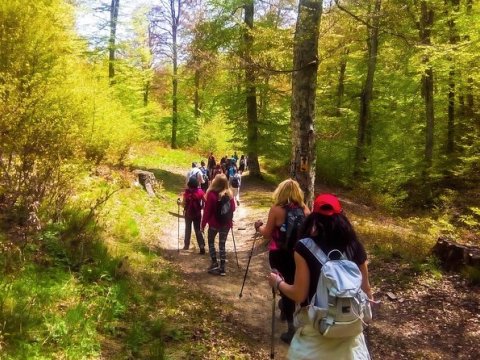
xmin=313 ymin=193 xmax=342 ymax=216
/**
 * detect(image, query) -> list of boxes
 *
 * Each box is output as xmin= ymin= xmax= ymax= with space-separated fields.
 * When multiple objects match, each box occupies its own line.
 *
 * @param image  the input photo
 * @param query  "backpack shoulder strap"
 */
xmin=298 ymin=238 xmax=328 ymax=265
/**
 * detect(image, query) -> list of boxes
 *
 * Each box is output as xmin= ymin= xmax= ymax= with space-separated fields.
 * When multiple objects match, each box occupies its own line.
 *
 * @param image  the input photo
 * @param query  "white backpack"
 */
xmin=300 ymin=237 xmax=372 ymax=338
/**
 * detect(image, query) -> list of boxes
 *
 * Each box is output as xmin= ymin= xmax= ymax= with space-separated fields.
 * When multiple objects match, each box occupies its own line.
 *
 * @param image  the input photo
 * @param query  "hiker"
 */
xmin=226 ymin=161 xmax=237 ymax=180
xmin=254 ymin=179 xmax=310 ymax=344
xmin=207 ymin=152 xmax=216 ymax=179
xmin=201 ymin=174 xmax=236 ymax=276
xmin=239 ymin=155 xmax=246 ymax=174
xmin=212 ymin=164 xmax=223 ymax=179
xmin=199 ymin=160 xmax=209 ymax=192
xmin=186 ymin=162 xmax=204 ymax=188
xmin=229 ymin=169 xmax=241 ymax=205
xmin=268 ymin=193 xmax=373 ymax=359
xmin=232 ymin=151 xmax=238 ymax=161
xmin=180 ymin=176 xmax=206 ymax=254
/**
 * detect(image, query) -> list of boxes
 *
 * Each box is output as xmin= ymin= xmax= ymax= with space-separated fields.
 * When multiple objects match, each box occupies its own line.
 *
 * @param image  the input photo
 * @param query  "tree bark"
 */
xmin=291 ymin=0 xmax=323 ymax=207
xmin=336 ymin=48 xmax=349 ymax=117
xmin=171 ymin=0 xmax=181 ymax=149
xmin=446 ymin=0 xmax=460 ymax=155
xmin=109 ymin=0 xmax=120 ymax=84
xmin=194 ymin=67 xmax=200 ymax=118
xmin=419 ymin=1 xmax=435 ymax=170
xmin=244 ymin=0 xmax=261 ymax=177
xmin=354 ymin=0 xmax=381 ymax=179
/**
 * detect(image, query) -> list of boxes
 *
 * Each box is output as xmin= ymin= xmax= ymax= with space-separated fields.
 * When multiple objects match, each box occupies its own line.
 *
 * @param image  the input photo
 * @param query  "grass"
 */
xmin=0 ymin=142 xmax=262 ymax=359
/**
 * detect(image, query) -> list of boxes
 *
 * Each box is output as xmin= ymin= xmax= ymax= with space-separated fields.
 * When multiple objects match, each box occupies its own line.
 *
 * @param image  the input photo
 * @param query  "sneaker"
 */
xmin=208 ymin=267 xmax=222 ymax=275
xmin=208 ymin=262 xmax=219 ymax=273
xmin=199 ymin=248 xmax=206 ymax=255
xmin=219 ymin=267 xmax=226 ymax=276
xmin=280 ymin=329 xmax=295 ymax=344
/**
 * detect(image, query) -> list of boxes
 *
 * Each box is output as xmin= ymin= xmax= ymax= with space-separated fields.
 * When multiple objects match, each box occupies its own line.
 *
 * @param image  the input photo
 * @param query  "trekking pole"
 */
xmin=239 ymin=233 xmax=259 ymax=298
xmin=231 ymin=226 xmax=240 ymax=269
xmin=177 ymin=198 xmax=180 ymax=253
xmin=270 ymin=269 xmax=279 ymax=359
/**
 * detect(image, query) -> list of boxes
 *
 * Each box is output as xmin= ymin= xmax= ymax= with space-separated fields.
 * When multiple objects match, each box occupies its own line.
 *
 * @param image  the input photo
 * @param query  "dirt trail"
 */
xmin=158 ymin=172 xmax=289 ymax=358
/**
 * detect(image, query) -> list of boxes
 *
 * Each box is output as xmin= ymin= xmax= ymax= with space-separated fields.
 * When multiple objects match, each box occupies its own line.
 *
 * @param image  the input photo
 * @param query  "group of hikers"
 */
xmin=178 ymin=152 xmax=245 ymax=275
xmin=177 ymin=156 xmax=374 ymax=359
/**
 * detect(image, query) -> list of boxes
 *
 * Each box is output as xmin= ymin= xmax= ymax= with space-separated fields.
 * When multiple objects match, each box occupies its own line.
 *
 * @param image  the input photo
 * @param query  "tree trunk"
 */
xmin=171 ymin=0 xmax=181 ymax=149
xmin=109 ymin=0 xmax=120 ymax=84
xmin=336 ymin=48 xmax=349 ymax=117
xmin=244 ymin=1 xmax=261 ymax=177
xmin=354 ymin=0 xmax=381 ymax=179
xmin=194 ymin=67 xmax=200 ymax=118
xmin=419 ymin=1 xmax=435 ymax=171
xmin=446 ymin=0 xmax=460 ymax=155
xmin=291 ymin=0 xmax=323 ymax=207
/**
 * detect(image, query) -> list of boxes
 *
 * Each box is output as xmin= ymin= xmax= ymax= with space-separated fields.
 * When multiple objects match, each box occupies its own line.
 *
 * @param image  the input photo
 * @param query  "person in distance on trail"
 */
xmin=201 ymin=174 xmax=236 ymax=276
xmin=238 ymin=154 xmax=246 ymax=174
xmin=186 ymin=162 xmax=204 ymax=188
xmin=229 ymin=167 xmax=241 ymax=205
xmin=268 ymin=194 xmax=373 ymax=359
xmin=199 ymin=160 xmax=209 ymax=192
xmin=212 ymin=164 xmax=223 ymax=179
xmin=180 ymin=176 xmax=206 ymax=253
xmin=254 ymin=179 xmax=310 ymax=344
xmin=207 ymin=152 xmax=216 ymax=179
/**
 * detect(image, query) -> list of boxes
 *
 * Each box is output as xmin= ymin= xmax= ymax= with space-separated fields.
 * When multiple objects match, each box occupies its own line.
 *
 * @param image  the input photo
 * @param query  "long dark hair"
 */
xmin=300 ymin=212 xmax=358 ymax=249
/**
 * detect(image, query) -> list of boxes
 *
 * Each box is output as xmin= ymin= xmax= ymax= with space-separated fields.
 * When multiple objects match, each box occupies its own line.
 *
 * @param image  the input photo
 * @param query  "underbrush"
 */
xmin=0 ymin=144 xmax=260 ymax=359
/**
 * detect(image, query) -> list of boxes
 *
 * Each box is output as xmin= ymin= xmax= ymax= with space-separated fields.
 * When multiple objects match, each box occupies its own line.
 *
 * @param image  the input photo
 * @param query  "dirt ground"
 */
xmin=157 ymin=171 xmax=480 ymax=360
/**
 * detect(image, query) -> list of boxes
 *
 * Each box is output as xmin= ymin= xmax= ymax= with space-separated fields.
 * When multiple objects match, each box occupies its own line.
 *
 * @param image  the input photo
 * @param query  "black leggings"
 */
xmin=269 ymin=249 xmax=296 ymax=323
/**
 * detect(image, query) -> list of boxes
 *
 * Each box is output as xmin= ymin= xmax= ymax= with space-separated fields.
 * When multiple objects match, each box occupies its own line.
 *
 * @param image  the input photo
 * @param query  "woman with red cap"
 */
xmin=254 ymin=179 xmax=310 ymax=344
xmin=268 ymin=193 xmax=373 ymax=359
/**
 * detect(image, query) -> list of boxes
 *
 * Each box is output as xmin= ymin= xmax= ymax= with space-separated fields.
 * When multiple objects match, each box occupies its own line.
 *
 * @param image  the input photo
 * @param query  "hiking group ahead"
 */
xmin=179 ymin=159 xmax=374 ymax=359
xmin=178 ymin=153 xmax=245 ymax=276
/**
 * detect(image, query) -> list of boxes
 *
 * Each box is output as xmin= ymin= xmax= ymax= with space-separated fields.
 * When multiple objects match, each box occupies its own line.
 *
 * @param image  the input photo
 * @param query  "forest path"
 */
xmin=154 ymin=168 xmax=480 ymax=359
xmin=158 ymin=169 xmax=289 ymax=358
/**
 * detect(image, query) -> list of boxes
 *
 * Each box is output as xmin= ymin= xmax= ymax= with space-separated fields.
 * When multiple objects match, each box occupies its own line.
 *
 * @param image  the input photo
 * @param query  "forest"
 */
xmin=0 ymin=0 xmax=479 ymax=359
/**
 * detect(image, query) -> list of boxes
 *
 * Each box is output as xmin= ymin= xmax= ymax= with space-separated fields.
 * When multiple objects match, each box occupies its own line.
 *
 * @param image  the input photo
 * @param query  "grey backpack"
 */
xmin=300 ymin=237 xmax=372 ymax=338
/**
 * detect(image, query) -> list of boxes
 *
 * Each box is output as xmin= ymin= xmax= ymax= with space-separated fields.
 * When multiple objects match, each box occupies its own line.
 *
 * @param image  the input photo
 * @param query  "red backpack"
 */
xmin=184 ymin=189 xmax=203 ymax=219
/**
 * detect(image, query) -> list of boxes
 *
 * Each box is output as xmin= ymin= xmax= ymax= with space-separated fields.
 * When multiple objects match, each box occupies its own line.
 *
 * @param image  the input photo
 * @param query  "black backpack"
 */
xmin=216 ymin=193 xmax=233 ymax=225
xmin=278 ymin=205 xmax=305 ymax=251
xmin=231 ymin=175 xmax=240 ymax=188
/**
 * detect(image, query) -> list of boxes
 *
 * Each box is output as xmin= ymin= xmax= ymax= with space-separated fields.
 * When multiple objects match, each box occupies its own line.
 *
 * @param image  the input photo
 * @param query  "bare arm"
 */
xmin=257 ymin=206 xmax=282 ymax=239
xmin=269 ymin=252 xmax=310 ymax=303
xmin=359 ymin=261 xmax=373 ymax=300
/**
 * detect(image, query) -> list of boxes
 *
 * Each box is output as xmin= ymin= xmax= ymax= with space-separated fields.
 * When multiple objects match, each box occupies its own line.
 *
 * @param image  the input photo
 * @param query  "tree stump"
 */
xmin=432 ymin=237 xmax=480 ymax=271
xmin=133 ymin=170 xmax=157 ymax=197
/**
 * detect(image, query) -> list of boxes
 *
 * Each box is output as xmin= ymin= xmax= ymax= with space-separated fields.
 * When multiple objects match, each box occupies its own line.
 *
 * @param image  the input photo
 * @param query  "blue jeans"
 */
xmin=207 ymin=226 xmax=229 ymax=262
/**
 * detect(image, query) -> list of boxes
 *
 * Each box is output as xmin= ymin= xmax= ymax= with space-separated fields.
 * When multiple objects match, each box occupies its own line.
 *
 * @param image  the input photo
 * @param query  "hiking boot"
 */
xmin=208 ymin=261 xmax=219 ymax=273
xmin=219 ymin=266 xmax=226 ymax=276
xmin=280 ymin=328 xmax=295 ymax=344
xmin=208 ymin=267 xmax=223 ymax=275
xmin=183 ymin=246 xmax=189 ymax=250
xmin=199 ymin=248 xmax=206 ymax=255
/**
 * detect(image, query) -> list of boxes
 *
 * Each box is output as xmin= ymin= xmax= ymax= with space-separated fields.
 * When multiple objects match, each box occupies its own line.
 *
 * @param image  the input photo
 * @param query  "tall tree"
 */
xmin=418 ymin=1 xmax=435 ymax=172
xmin=446 ymin=0 xmax=460 ymax=155
xmin=354 ymin=0 xmax=382 ymax=178
xmin=243 ymin=0 xmax=261 ymax=177
xmin=149 ymin=0 xmax=183 ymax=148
xmin=291 ymin=0 xmax=323 ymax=206
xmin=109 ymin=0 xmax=120 ymax=83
